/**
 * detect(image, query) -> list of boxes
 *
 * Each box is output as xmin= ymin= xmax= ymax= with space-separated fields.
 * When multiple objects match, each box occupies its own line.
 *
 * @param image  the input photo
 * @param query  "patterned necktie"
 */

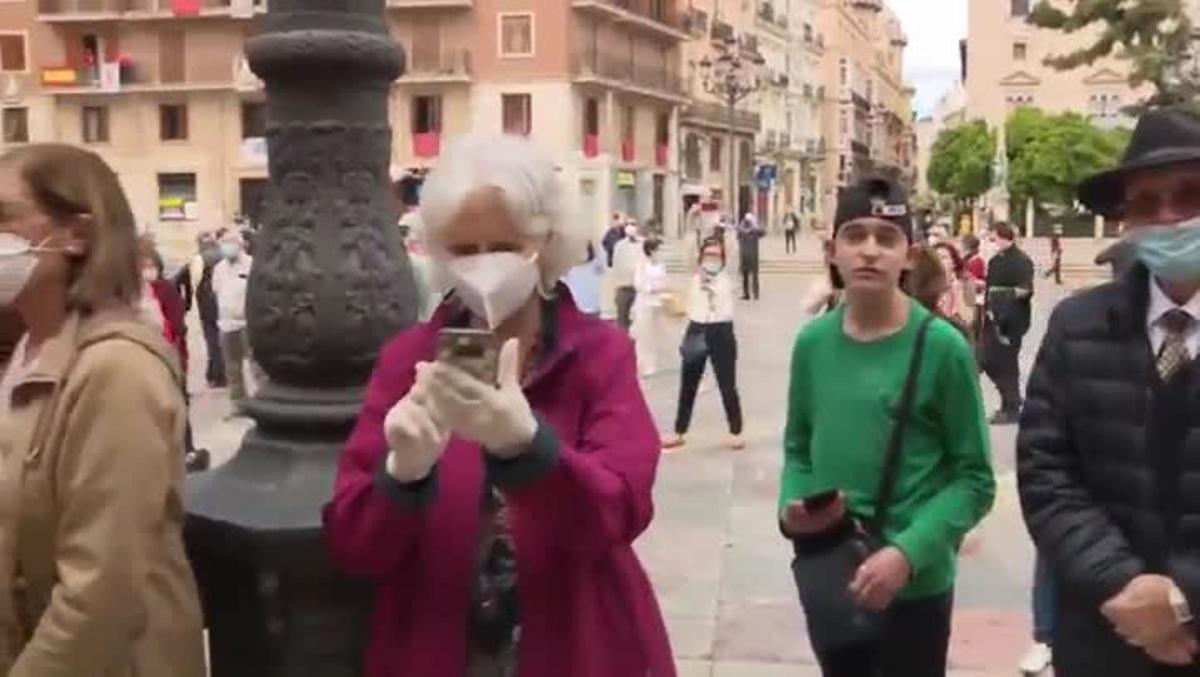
xmin=1157 ymin=309 xmax=1195 ymax=381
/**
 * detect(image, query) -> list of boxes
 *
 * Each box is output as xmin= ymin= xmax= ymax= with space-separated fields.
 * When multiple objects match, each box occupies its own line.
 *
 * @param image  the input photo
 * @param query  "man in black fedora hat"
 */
xmin=1018 ymin=105 xmax=1200 ymax=676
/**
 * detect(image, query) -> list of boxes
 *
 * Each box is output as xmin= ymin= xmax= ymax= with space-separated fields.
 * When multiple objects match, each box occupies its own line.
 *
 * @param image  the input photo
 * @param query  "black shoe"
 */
xmin=185 ymin=448 xmax=211 ymax=473
xmin=988 ymin=410 xmax=1020 ymax=426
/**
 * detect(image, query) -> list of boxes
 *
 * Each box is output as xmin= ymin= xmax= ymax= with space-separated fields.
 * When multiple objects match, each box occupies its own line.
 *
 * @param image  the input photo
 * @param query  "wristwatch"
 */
xmin=1169 ymin=583 xmax=1194 ymax=625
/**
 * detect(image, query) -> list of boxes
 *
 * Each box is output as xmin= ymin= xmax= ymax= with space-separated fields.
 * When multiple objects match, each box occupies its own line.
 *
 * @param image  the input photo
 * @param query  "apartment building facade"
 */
xmin=815 ymin=0 xmax=914 ymax=224
xmin=964 ymin=0 xmax=1148 ymax=129
xmin=0 ymin=0 xmax=687 ymax=260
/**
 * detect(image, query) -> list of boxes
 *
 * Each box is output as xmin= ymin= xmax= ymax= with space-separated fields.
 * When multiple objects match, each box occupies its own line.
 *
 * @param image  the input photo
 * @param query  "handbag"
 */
xmin=679 ymin=328 xmax=708 ymax=364
xmin=788 ymin=315 xmax=935 ymax=654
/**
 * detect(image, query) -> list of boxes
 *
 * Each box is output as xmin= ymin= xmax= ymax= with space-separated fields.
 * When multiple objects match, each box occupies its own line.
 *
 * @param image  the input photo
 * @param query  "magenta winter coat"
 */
xmin=323 ymin=292 xmax=675 ymax=677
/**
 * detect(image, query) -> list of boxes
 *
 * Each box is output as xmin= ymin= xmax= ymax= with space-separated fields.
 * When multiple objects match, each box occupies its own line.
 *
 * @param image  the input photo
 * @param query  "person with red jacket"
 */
xmin=139 ymin=238 xmax=209 ymax=472
xmin=323 ymin=134 xmax=673 ymax=677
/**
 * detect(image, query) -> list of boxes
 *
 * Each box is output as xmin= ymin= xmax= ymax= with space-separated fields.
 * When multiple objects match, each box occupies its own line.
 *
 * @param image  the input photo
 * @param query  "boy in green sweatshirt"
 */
xmin=779 ymin=176 xmax=995 ymax=677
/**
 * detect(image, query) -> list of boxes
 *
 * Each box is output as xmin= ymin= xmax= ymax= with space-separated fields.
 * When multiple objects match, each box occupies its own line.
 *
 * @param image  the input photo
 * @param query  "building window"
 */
xmin=160 ymin=103 xmax=189 ymax=141
xmin=656 ymin=112 xmax=670 ymax=146
xmin=502 ymin=93 xmax=531 ymax=135
xmin=838 ymin=57 xmax=848 ymax=86
xmin=1013 ymin=41 xmax=1027 ymax=61
xmin=1011 ymin=0 xmax=1029 ymax=16
xmin=1006 ymin=93 xmax=1035 ymax=108
xmin=158 ymin=173 xmax=197 ymax=221
xmin=241 ymin=102 xmax=266 ymax=138
xmin=839 ymin=110 xmax=848 ymax=136
xmin=709 ymin=136 xmax=722 ymax=172
xmin=684 ymin=133 xmax=701 ymax=180
xmin=159 ymin=29 xmax=185 ymax=84
xmin=498 ymin=13 xmax=534 ymax=58
xmin=2 ymin=107 xmax=27 ymax=144
xmin=82 ymin=106 xmax=109 ymax=143
xmin=412 ymin=95 xmax=442 ymax=134
xmin=0 ymin=34 xmax=25 ymax=73
xmin=1090 ymin=93 xmax=1122 ymax=118
xmin=584 ymin=97 xmax=599 ymax=137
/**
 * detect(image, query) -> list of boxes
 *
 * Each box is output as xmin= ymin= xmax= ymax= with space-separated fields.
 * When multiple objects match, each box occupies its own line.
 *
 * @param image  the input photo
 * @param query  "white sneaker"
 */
xmin=1018 ymin=642 xmax=1052 ymax=675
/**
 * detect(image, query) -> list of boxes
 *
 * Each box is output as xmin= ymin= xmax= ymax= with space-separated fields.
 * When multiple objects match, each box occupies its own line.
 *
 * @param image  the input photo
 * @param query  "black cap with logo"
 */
xmin=833 ymin=176 xmax=913 ymax=241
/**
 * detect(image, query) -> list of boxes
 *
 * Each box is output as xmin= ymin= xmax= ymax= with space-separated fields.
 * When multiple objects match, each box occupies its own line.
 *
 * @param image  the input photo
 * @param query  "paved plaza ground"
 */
xmin=185 ymin=234 xmax=1101 ymax=676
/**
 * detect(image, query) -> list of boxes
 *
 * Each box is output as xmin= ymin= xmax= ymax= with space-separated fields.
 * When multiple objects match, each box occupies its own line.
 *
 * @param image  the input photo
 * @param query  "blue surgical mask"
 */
xmin=220 ymin=241 xmax=242 ymax=260
xmin=701 ymin=260 xmax=723 ymax=276
xmin=1135 ymin=218 xmax=1200 ymax=283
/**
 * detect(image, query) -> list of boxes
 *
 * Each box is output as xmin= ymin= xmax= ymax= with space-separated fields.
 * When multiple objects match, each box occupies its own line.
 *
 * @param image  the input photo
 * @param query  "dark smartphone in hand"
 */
xmin=802 ymin=489 xmax=840 ymax=512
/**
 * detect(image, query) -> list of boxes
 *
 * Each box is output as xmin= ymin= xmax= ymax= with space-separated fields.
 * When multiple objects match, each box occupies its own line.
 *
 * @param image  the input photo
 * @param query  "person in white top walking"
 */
xmin=211 ymin=229 xmax=261 ymax=416
xmin=662 ymin=237 xmax=743 ymax=451
xmin=633 ymin=239 xmax=669 ymax=377
xmin=610 ymin=223 xmax=642 ymax=331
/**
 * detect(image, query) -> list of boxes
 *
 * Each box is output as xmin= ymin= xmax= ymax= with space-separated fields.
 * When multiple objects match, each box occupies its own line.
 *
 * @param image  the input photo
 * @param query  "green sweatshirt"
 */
xmin=779 ymin=299 xmax=995 ymax=600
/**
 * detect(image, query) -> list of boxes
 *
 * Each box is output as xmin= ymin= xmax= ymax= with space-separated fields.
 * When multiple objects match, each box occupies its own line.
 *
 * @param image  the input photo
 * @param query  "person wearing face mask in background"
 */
xmin=139 ymin=236 xmax=210 ymax=472
xmin=323 ymin=133 xmax=674 ymax=677
xmin=0 ymin=144 xmax=205 ymax=676
xmin=1018 ymin=106 xmax=1200 ymax=677
xmin=188 ymin=229 xmax=226 ymax=388
xmin=661 ymin=238 xmax=744 ymax=452
xmin=611 ymin=220 xmax=642 ymax=332
xmin=633 ymin=238 xmax=669 ymax=377
xmin=212 ymin=229 xmax=262 ymax=417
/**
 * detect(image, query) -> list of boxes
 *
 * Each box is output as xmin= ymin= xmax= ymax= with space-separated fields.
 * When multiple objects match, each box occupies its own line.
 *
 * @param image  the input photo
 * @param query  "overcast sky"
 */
xmin=888 ymin=0 xmax=967 ymax=116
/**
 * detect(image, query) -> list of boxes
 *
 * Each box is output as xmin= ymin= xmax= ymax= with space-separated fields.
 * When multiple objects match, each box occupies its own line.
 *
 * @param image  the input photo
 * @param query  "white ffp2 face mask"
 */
xmin=444 ymin=251 xmax=539 ymax=329
xmin=0 ymin=233 xmax=43 ymax=306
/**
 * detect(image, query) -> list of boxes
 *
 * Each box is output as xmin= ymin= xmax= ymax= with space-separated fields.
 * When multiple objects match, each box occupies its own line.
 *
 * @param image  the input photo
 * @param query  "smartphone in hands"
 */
xmin=437 ymin=328 xmax=499 ymax=385
xmin=802 ymin=489 xmax=841 ymax=513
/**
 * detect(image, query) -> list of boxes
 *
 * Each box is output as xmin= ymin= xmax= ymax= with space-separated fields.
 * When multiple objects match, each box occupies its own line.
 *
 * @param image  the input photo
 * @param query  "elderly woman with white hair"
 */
xmin=324 ymin=134 xmax=675 ymax=677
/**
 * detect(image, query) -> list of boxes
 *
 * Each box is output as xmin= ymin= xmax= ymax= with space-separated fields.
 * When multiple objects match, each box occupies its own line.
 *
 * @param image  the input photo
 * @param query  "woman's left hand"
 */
xmin=425 ymin=338 xmax=538 ymax=458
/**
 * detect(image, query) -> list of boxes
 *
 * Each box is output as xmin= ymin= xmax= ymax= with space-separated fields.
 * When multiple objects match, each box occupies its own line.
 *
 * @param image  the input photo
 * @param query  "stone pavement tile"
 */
xmin=668 ymin=615 xmax=718 ymax=660
xmin=949 ymin=608 xmax=1031 ymax=674
xmin=675 ymin=659 xmax=714 ymax=677
xmin=713 ymin=599 xmax=813 ymax=664
xmin=711 ymin=660 xmax=819 ymax=676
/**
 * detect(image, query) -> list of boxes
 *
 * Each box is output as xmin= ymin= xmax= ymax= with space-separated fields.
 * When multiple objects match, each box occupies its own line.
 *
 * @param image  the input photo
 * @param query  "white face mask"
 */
xmin=142 ymin=267 xmax=159 ymax=283
xmin=0 ymin=233 xmax=45 ymax=306
xmin=443 ymin=251 xmax=539 ymax=329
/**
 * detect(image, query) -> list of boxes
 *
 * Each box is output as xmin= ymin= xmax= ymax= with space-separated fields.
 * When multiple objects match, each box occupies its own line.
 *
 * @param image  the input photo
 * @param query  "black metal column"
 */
xmin=184 ymin=1 xmax=411 ymax=675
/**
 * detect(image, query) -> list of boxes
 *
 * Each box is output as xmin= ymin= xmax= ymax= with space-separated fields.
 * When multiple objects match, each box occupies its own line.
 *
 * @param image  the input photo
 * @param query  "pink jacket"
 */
xmin=323 ymin=293 xmax=675 ymax=677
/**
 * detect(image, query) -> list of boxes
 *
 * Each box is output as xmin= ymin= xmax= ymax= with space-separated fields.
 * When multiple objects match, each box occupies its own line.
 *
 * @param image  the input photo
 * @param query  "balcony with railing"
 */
xmin=37 ymin=0 xmax=264 ymax=21
xmin=400 ymin=48 xmax=472 ymax=84
xmin=40 ymin=52 xmax=256 ymax=94
xmin=573 ymin=0 xmax=689 ymax=41
xmin=571 ymin=51 xmax=686 ymax=101
xmin=680 ymin=100 xmax=761 ymax=135
xmin=387 ymin=0 xmax=471 ymax=8
xmin=756 ymin=1 xmax=789 ymax=37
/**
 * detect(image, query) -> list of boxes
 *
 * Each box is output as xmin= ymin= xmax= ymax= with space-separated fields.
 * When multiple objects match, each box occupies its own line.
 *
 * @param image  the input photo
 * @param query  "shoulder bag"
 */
xmin=787 ymin=315 xmax=935 ymax=653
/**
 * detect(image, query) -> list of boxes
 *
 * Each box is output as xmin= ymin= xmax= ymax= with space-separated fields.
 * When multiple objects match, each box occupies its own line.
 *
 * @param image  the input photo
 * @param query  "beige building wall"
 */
xmin=965 ymin=0 xmax=1146 ymax=129
xmin=816 ymin=0 xmax=914 ymax=222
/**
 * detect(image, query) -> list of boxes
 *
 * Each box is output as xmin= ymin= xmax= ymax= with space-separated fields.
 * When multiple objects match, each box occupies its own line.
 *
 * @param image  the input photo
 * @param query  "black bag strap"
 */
xmin=866 ymin=314 xmax=936 ymax=537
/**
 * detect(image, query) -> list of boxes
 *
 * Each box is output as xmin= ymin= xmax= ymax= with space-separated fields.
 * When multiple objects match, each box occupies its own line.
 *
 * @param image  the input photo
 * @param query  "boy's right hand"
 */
xmin=781 ymin=493 xmax=847 ymax=536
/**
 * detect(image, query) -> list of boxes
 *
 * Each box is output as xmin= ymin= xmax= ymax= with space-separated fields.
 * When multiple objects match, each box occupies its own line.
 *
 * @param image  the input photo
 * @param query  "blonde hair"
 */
xmin=2 ymin=144 xmax=141 ymax=314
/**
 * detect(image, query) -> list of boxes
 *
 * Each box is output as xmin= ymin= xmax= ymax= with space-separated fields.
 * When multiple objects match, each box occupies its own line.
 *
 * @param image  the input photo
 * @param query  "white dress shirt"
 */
xmin=687 ymin=272 xmax=735 ymax=324
xmin=212 ymin=255 xmax=253 ymax=333
xmin=1147 ymin=279 xmax=1200 ymax=358
xmin=611 ymin=238 xmax=641 ymax=289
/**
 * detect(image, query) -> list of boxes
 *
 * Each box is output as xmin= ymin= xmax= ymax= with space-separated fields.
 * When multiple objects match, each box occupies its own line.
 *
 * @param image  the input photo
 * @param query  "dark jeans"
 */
xmin=615 ymin=285 xmax=636 ymax=332
xmin=201 ymin=317 xmax=226 ymax=387
xmin=673 ymin=321 xmax=743 ymax=436
xmin=740 ymin=259 xmax=760 ymax=300
xmin=1033 ymin=553 xmax=1056 ymax=645
xmin=814 ymin=591 xmax=954 ymax=677
xmin=982 ymin=324 xmax=1022 ymax=413
xmin=1045 ymin=253 xmax=1063 ymax=285
xmin=785 ymin=229 xmax=798 ymax=253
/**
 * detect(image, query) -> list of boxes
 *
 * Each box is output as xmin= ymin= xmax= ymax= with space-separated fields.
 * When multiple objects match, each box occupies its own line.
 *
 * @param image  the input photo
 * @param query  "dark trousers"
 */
xmin=815 ymin=591 xmax=954 ymax=677
xmin=201 ymin=317 xmax=226 ymax=387
xmin=615 ymin=286 xmax=636 ymax=332
xmin=674 ymin=321 xmax=743 ymax=436
xmin=982 ymin=325 xmax=1022 ymax=413
xmin=785 ymin=229 xmax=798 ymax=253
xmin=740 ymin=259 xmax=760 ymax=300
xmin=1045 ymin=253 xmax=1063 ymax=285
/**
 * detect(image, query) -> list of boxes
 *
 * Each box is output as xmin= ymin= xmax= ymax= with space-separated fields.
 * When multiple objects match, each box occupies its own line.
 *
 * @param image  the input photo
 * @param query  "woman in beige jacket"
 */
xmin=0 ymin=144 xmax=206 ymax=676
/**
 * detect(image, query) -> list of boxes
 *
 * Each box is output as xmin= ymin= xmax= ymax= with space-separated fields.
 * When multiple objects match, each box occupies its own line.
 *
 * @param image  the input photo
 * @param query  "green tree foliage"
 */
xmin=1028 ymin=0 xmax=1198 ymax=109
xmin=927 ymin=120 xmax=995 ymax=203
xmin=1005 ymin=108 xmax=1131 ymax=209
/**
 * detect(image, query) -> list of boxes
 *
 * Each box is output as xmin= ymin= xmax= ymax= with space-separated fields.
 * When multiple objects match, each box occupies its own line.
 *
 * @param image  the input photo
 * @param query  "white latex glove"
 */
xmin=425 ymin=337 xmax=538 ymax=457
xmin=383 ymin=368 xmax=450 ymax=482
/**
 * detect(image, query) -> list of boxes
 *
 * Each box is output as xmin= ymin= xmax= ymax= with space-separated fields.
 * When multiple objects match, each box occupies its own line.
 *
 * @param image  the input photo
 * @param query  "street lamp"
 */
xmin=694 ymin=36 xmax=766 ymax=220
xmin=183 ymin=1 xmax=414 ymax=675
